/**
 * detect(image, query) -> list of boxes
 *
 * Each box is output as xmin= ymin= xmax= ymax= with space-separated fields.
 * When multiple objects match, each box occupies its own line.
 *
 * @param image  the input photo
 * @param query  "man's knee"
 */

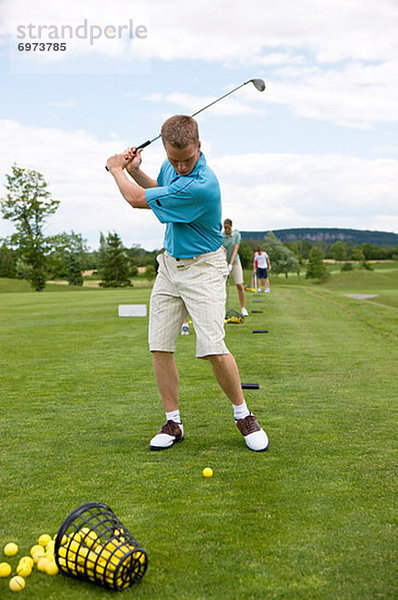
xmin=203 ymin=353 xmax=230 ymax=365
xmin=152 ymin=350 xmax=175 ymax=364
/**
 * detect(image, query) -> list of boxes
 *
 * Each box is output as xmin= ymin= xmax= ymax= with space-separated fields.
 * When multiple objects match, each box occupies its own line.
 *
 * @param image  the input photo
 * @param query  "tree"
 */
xmin=352 ymin=247 xmax=373 ymax=270
xmin=330 ymin=241 xmax=347 ymax=261
xmin=126 ymin=244 xmax=160 ymax=267
xmin=238 ymin=240 xmax=254 ymax=269
xmin=297 ymin=240 xmax=313 ymax=260
xmin=144 ymin=265 xmax=156 ymax=281
xmin=99 ymin=232 xmax=132 ymax=287
xmin=284 ymin=241 xmax=303 ymax=264
xmin=264 ymin=232 xmax=300 ymax=278
xmin=305 ymin=246 xmax=329 ymax=282
xmin=0 ymin=165 xmax=60 ymax=291
xmin=46 ymin=231 xmax=89 ymax=281
xmin=0 ymin=240 xmax=17 ymax=278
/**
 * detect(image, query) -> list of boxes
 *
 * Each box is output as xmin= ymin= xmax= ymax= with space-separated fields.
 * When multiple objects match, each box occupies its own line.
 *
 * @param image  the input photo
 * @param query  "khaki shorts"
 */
xmin=231 ymin=257 xmax=244 ymax=285
xmin=149 ymin=248 xmax=230 ymax=358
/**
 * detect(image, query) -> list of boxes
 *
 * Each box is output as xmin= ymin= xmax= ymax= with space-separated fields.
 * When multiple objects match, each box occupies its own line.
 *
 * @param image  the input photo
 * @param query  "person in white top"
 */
xmin=253 ymin=246 xmax=271 ymax=293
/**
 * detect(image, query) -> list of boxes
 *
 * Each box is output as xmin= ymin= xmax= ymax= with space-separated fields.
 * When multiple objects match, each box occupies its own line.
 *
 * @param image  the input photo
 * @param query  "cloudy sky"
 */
xmin=0 ymin=0 xmax=397 ymax=250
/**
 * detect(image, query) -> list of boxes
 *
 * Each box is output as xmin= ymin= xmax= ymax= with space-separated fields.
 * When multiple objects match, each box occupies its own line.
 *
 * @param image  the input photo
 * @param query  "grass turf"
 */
xmin=0 ymin=266 xmax=397 ymax=599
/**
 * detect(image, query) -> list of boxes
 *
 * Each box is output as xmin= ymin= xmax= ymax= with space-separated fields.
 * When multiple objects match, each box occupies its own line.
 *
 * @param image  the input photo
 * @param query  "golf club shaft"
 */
xmin=226 ymin=274 xmax=230 ymax=316
xmin=190 ymin=81 xmax=248 ymax=118
xmin=105 ymin=78 xmax=264 ymax=171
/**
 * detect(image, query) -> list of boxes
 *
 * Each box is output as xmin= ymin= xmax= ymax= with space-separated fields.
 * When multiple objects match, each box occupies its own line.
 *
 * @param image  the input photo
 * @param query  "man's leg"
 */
xmin=206 ymin=354 xmax=243 ymax=406
xmin=152 ymin=351 xmax=179 ymax=412
xmin=148 ymin=253 xmax=186 ymax=451
xmin=178 ymin=249 xmax=268 ymax=452
xmin=206 ymin=353 xmax=269 ymax=452
xmin=150 ymin=351 xmax=184 ymax=450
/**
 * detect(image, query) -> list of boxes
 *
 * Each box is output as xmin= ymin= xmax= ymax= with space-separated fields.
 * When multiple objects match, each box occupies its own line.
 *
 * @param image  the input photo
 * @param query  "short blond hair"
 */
xmin=161 ymin=115 xmax=199 ymax=148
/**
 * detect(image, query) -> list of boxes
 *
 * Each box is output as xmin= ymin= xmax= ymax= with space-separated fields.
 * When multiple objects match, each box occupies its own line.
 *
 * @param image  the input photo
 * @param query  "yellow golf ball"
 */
xmin=16 ymin=563 xmax=32 ymax=577
xmin=37 ymin=557 xmax=51 ymax=572
xmin=79 ymin=527 xmax=98 ymax=548
xmin=32 ymin=549 xmax=46 ymax=564
xmin=4 ymin=543 xmax=19 ymax=557
xmin=19 ymin=556 xmax=34 ymax=569
xmin=45 ymin=560 xmax=59 ymax=575
xmin=56 ymin=534 xmax=68 ymax=546
xmin=30 ymin=544 xmax=43 ymax=558
xmin=132 ymin=551 xmax=146 ymax=565
xmin=38 ymin=534 xmax=52 ymax=548
xmin=0 ymin=562 xmax=12 ymax=577
xmin=202 ymin=467 xmax=213 ymax=478
xmin=9 ymin=575 xmax=25 ymax=592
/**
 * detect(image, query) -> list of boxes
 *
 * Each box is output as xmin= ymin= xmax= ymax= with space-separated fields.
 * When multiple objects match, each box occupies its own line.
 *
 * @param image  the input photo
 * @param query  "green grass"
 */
xmin=0 ymin=267 xmax=397 ymax=599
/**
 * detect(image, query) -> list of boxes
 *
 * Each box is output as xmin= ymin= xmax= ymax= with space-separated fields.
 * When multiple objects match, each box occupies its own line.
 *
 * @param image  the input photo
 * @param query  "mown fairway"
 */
xmin=1 ymin=266 xmax=397 ymax=599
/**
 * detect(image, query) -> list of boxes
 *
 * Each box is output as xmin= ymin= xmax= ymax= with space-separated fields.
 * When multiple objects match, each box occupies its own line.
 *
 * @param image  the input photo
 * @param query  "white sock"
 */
xmin=233 ymin=400 xmax=250 ymax=421
xmin=166 ymin=409 xmax=181 ymax=424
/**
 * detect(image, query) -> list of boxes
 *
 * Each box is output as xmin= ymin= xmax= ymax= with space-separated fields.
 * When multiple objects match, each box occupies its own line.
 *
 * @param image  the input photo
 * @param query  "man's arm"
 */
xmin=127 ymin=166 xmax=158 ymax=189
xmin=124 ymin=147 xmax=158 ymax=189
xmin=106 ymin=153 xmax=149 ymax=209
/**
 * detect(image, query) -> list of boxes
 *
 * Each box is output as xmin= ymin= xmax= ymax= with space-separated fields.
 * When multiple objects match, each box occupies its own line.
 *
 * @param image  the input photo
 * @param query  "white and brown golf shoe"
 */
xmin=150 ymin=420 xmax=184 ymax=451
xmin=236 ymin=413 xmax=269 ymax=452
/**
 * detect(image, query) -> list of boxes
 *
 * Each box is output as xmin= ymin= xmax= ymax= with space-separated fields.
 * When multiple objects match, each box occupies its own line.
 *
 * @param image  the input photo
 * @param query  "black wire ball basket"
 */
xmin=54 ymin=502 xmax=148 ymax=591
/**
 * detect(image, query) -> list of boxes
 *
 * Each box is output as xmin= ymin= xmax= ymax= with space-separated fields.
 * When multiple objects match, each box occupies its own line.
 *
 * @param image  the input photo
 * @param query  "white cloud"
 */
xmin=213 ymin=153 xmax=398 ymax=232
xmin=2 ymin=0 xmax=397 ymax=66
xmin=267 ymin=59 xmax=398 ymax=127
xmin=1 ymin=0 xmax=397 ymax=127
xmin=0 ymin=120 xmax=165 ymax=249
xmin=1 ymin=121 xmax=397 ymax=250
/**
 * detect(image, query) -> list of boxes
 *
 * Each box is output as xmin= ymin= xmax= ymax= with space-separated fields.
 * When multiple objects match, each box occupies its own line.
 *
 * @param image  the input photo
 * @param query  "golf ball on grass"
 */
xmin=9 ymin=575 xmax=25 ymax=592
xmin=32 ymin=548 xmax=46 ymax=563
xmin=16 ymin=563 xmax=32 ymax=577
xmin=37 ymin=557 xmax=51 ymax=572
xmin=30 ymin=544 xmax=43 ymax=558
xmin=45 ymin=560 xmax=59 ymax=575
xmin=3 ymin=542 xmax=19 ymax=557
xmin=19 ymin=556 xmax=34 ymax=569
xmin=202 ymin=467 xmax=213 ymax=478
xmin=38 ymin=534 xmax=52 ymax=548
xmin=0 ymin=562 xmax=12 ymax=577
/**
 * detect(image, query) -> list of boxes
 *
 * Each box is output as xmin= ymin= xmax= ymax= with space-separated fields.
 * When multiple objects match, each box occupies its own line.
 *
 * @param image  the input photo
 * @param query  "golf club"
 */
xmin=105 ymin=78 xmax=265 ymax=170
xmin=226 ymin=273 xmax=231 ymax=316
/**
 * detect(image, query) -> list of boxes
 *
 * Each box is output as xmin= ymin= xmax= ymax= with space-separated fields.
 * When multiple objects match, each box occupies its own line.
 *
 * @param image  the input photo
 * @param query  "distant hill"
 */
xmin=240 ymin=228 xmax=398 ymax=247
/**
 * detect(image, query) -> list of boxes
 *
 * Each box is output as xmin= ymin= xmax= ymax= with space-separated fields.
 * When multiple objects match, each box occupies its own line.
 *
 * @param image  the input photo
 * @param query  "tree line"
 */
xmin=0 ymin=165 xmax=158 ymax=291
xmin=1 ymin=166 xmax=396 ymax=291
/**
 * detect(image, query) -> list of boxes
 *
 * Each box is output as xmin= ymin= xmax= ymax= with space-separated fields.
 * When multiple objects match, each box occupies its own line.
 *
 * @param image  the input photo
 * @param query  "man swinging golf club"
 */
xmin=106 ymin=115 xmax=268 ymax=452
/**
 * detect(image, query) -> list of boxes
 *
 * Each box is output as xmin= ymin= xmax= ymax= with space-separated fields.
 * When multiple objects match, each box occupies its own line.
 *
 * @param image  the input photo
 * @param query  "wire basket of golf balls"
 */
xmin=54 ymin=502 xmax=148 ymax=591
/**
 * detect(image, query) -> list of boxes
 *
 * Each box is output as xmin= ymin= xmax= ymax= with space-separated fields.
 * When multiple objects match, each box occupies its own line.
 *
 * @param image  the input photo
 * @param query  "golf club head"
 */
xmin=250 ymin=78 xmax=266 ymax=92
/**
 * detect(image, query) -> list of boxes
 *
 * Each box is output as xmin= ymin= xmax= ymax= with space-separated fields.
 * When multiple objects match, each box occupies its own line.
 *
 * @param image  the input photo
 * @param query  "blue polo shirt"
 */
xmin=145 ymin=153 xmax=223 ymax=258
